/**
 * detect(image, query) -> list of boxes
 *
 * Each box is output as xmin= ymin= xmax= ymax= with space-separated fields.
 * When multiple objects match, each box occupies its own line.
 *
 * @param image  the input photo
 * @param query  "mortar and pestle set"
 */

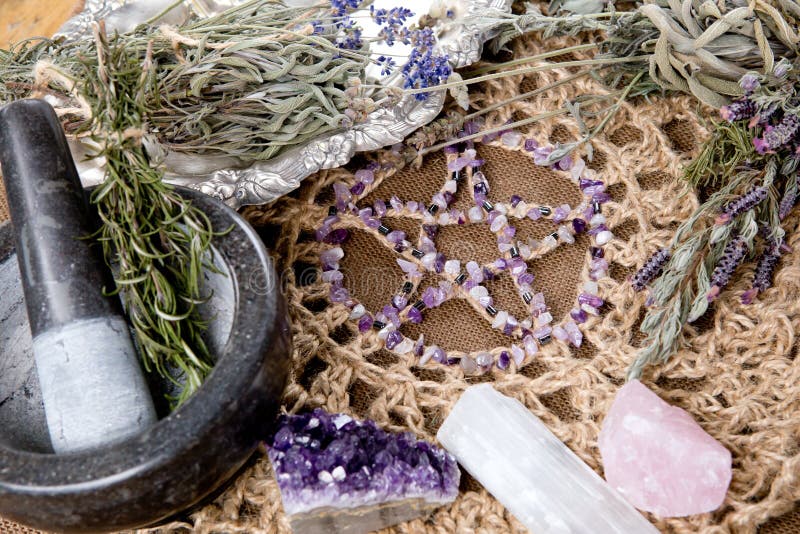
xmin=0 ymin=100 xmax=292 ymax=532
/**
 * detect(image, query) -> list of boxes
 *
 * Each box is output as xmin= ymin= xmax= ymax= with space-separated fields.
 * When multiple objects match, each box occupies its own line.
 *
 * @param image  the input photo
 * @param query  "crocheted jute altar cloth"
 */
xmin=1 ymin=32 xmax=799 ymax=534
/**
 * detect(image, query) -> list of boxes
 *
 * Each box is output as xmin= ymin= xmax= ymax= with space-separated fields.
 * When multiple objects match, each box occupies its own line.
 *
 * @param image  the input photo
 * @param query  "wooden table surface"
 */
xmin=0 ymin=0 xmax=84 ymax=46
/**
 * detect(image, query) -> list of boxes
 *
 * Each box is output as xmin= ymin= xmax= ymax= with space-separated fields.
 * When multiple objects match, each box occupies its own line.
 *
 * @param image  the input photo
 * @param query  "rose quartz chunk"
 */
xmin=599 ymin=380 xmax=732 ymax=517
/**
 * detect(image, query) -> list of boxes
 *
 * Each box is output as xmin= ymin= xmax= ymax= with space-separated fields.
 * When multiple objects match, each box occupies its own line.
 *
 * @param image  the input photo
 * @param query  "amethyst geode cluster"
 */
xmin=267 ymin=409 xmax=459 ymax=532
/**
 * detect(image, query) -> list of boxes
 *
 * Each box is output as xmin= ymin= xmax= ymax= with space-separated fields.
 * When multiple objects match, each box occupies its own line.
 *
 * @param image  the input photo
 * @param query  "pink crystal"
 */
xmin=599 ymin=380 xmax=732 ymax=517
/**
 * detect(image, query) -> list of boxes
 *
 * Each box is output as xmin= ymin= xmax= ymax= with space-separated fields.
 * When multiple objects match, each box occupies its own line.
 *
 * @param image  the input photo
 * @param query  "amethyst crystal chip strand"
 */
xmin=268 ymin=409 xmax=460 ymax=534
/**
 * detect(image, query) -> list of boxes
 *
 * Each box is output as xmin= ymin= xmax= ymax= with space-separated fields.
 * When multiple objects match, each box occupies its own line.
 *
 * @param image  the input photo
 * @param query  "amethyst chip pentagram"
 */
xmin=267 ymin=408 xmax=460 ymax=533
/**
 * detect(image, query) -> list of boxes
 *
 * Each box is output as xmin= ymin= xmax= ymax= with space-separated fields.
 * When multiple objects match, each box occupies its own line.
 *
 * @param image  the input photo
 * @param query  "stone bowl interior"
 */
xmin=0 ymin=187 xmax=291 ymax=533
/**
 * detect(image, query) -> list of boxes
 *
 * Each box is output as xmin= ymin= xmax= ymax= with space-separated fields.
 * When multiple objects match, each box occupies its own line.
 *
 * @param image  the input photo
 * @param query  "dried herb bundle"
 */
xmin=479 ymin=0 xmax=800 ymax=107
xmin=629 ymin=64 xmax=799 ymax=379
xmin=1 ymin=0 xmax=372 ymax=163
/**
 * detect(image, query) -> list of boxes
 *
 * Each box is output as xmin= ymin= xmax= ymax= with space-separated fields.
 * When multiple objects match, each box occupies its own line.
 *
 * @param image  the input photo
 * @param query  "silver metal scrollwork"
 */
xmin=58 ymin=0 xmax=513 ymax=208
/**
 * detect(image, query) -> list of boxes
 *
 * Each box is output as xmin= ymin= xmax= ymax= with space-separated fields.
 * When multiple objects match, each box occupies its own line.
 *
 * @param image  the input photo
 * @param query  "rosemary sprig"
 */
xmin=84 ymin=25 xmax=217 ymax=406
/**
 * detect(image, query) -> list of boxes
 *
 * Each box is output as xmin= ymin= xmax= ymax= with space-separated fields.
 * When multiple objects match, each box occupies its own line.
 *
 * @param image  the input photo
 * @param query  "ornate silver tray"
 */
xmin=58 ymin=0 xmax=513 ymax=208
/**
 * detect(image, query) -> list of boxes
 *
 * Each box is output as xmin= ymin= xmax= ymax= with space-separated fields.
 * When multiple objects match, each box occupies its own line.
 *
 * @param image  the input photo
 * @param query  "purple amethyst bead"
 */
xmin=572 ymin=218 xmax=587 ymax=234
xmin=374 ymin=200 xmax=387 ymax=217
xmin=524 ymin=138 xmax=538 ymax=151
xmin=593 ymin=192 xmax=611 ymax=204
xmin=533 ymin=326 xmax=552 ymax=339
xmin=392 ymin=295 xmax=408 ymax=310
xmin=579 ymin=178 xmax=603 ymax=190
xmin=570 ymin=308 xmax=588 ymax=324
xmin=358 ymin=314 xmax=373 ymax=332
xmin=330 ymin=285 xmax=350 ymax=303
xmin=497 ymin=351 xmax=510 ymax=370
xmin=590 ymin=246 xmax=604 ymax=258
xmin=423 ymin=224 xmax=438 ymax=240
xmin=518 ymin=272 xmax=534 ymax=286
xmin=385 ymin=330 xmax=403 ymax=350
xmin=355 ymin=169 xmax=375 ymax=184
xmin=407 ymin=307 xmax=423 ymax=324
xmin=434 ymin=253 xmax=446 ymax=274
xmin=578 ymin=293 xmax=604 ymax=308
xmin=588 ymin=224 xmax=609 ymax=236
xmin=323 ymin=228 xmax=349 ymax=245
xmin=386 ymin=230 xmax=406 ymax=244
xmin=350 ymin=182 xmax=365 ymax=196
xmin=553 ymin=204 xmax=570 ymax=223
xmin=510 ymin=195 xmax=522 ymax=207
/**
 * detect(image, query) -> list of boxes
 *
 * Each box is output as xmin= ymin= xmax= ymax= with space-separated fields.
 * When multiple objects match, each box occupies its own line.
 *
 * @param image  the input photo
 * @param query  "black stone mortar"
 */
xmin=0 ymin=187 xmax=292 ymax=533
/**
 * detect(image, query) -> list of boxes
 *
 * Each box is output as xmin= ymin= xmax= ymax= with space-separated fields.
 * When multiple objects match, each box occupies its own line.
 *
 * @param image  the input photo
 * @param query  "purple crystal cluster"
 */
xmin=268 ymin=409 xmax=460 ymax=516
xmin=315 ymin=121 xmax=614 ymax=373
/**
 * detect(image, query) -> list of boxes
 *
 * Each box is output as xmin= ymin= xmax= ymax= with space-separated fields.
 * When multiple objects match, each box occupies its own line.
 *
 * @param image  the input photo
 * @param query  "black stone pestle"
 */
xmin=0 ymin=99 xmax=156 ymax=453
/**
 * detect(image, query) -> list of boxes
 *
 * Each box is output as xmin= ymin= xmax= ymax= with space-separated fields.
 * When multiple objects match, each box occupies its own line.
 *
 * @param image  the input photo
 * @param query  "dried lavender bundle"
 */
xmin=628 ymin=66 xmax=800 ymax=379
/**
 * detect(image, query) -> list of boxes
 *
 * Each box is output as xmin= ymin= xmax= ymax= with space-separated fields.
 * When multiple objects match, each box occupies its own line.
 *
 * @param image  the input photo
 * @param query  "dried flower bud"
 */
xmin=759 ymin=114 xmax=800 ymax=153
xmin=721 ymin=185 xmax=768 ymax=219
xmin=739 ymin=73 xmax=760 ymax=93
xmin=752 ymin=247 xmax=781 ymax=293
xmin=779 ymin=183 xmax=797 ymax=220
xmin=719 ymin=99 xmax=757 ymax=122
xmin=631 ymin=248 xmax=671 ymax=291
xmin=708 ymin=236 xmax=749 ymax=300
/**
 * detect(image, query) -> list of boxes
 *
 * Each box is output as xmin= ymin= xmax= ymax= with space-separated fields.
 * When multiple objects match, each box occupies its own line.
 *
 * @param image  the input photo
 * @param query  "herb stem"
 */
xmin=466 ymin=43 xmax=598 ymax=76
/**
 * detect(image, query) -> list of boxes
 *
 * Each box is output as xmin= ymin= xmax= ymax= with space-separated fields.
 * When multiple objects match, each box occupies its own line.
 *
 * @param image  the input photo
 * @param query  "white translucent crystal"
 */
xmin=558 ymin=225 xmax=575 ymax=244
xmin=590 ymin=213 xmax=606 ymax=226
xmin=444 ymin=180 xmax=458 ymax=193
xmin=491 ymin=310 xmax=508 ymax=329
xmin=490 ymin=214 xmax=507 ymax=232
xmin=596 ymin=230 xmax=614 ymax=245
xmin=468 ymin=206 xmax=483 ymax=222
xmin=437 ymin=385 xmax=659 ymax=534
xmin=583 ymin=281 xmax=599 ymax=295
xmin=349 ymin=304 xmax=366 ymax=320
xmin=515 ymin=200 xmax=528 ymax=217
xmin=394 ymin=338 xmax=415 ymax=354
xmin=444 ymin=260 xmax=461 ymax=275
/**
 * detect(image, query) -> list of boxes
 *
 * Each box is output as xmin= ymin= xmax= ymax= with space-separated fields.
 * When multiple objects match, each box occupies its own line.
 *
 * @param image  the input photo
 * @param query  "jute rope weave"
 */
xmin=1 ymin=31 xmax=798 ymax=534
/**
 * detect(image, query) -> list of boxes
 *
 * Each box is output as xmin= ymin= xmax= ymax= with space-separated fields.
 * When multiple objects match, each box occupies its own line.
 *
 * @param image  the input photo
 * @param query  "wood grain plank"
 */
xmin=0 ymin=0 xmax=84 ymax=46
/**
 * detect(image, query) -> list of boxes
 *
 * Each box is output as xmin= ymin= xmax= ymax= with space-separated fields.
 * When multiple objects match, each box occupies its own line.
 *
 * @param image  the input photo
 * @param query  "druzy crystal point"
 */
xmin=437 ymin=384 xmax=657 ymax=534
xmin=599 ymin=380 xmax=732 ymax=517
xmin=268 ymin=409 xmax=460 ymax=534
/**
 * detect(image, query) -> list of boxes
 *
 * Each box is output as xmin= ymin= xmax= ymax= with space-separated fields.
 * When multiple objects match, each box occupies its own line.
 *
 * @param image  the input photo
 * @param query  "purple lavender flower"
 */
xmin=760 ymin=114 xmax=800 ymax=152
xmin=631 ymin=248 xmax=671 ymax=291
xmin=707 ymin=236 xmax=749 ymax=300
xmin=779 ymin=181 xmax=797 ymax=220
xmin=752 ymin=247 xmax=781 ymax=293
xmin=400 ymin=28 xmax=452 ymax=101
xmin=720 ymin=185 xmax=768 ymax=221
xmin=376 ymin=55 xmax=396 ymax=76
xmin=331 ymin=0 xmax=361 ymax=16
xmin=739 ymin=73 xmax=760 ymax=93
xmin=719 ymin=99 xmax=757 ymax=122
